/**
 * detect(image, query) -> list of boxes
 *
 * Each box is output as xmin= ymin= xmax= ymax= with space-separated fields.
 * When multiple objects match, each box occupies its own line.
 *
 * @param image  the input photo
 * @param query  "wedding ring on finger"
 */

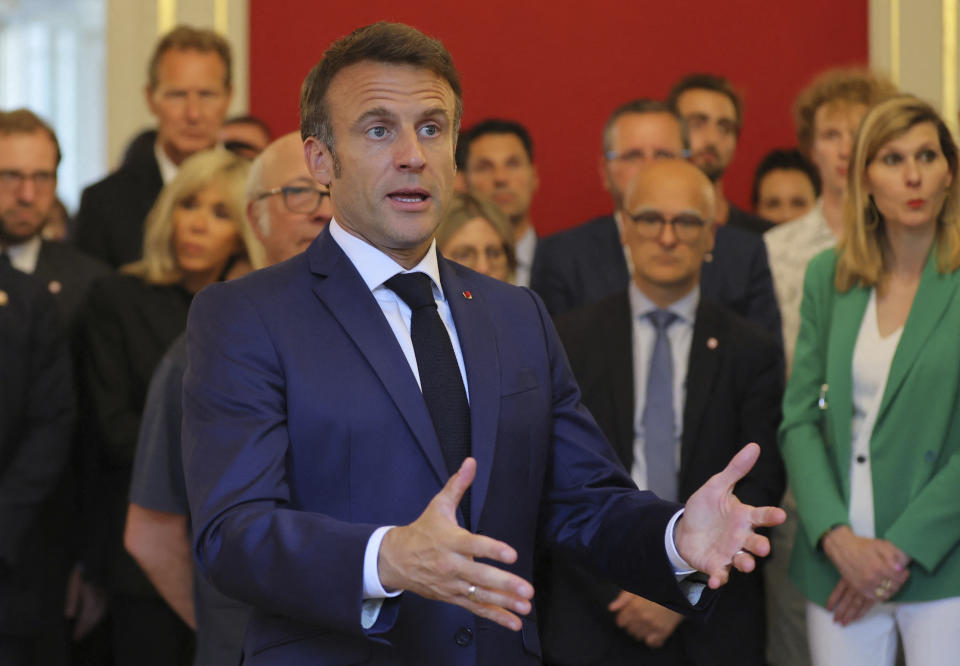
xmin=467 ymin=584 xmax=478 ymax=602
xmin=874 ymin=578 xmax=892 ymax=600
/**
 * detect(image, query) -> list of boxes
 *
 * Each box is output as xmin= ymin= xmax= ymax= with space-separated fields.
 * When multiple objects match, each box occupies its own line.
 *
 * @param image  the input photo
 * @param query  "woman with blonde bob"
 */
xmin=781 ymin=95 xmax=960 ymax=666
xmin=436 ymin=192 xmax=517 ymax=283
xmin=79 ymin=148 xmax=263 ymax=663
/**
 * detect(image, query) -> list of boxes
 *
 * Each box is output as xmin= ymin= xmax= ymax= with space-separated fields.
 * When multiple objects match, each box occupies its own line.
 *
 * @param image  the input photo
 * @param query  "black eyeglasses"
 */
xmin=627 ymin=210 xmax=706 ymax=243
xmin=256 ymin=185 xmax=329 ymax=214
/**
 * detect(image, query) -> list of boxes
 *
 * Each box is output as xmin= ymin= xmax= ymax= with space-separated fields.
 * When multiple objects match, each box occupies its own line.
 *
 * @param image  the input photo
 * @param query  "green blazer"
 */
xmin=780 ymin=247 xmax=960 ymax=606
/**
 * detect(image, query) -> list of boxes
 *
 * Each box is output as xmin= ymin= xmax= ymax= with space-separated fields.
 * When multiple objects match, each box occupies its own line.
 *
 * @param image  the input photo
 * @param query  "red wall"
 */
xmin=249 ymin=0 xmax=868 ymax=236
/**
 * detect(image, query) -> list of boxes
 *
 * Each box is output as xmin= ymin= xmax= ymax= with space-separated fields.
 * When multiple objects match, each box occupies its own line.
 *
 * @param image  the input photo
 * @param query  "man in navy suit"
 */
xmin=182 ymin=22 xmax=784 ymax=665
xmin=530 ymin=99 xmax=781 ymax=343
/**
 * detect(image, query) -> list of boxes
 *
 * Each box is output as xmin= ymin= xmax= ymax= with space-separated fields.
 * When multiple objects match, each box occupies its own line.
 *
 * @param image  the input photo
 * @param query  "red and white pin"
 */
xmin=706 ymin=336 xmax=719 ymax=350
xmin=462 ymin=290 xmax=473 ymax=300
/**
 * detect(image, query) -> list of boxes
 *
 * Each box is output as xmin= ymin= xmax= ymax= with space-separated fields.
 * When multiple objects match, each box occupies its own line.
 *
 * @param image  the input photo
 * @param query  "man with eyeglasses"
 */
xmin=530 ymin=99 xmax=782 ymax=345
xmin=0 ymin=108 xmax=108 ymax=663
xmin=75 ymin=25 xmax=233 ymax=268
xmin=122 ymin=130 xmax=330 ymax=666
xmin=537 ymin=159 xmax=785 ymax=666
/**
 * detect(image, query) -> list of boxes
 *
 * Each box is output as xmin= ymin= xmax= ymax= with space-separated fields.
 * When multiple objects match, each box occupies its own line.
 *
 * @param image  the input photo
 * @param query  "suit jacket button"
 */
xmin=454 ymin=626 xmax=473 ymax=647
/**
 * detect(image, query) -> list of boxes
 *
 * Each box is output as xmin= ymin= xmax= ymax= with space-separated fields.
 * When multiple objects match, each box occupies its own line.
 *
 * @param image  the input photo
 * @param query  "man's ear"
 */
xmin=304 ymin=137 xmax=333 ymax=186
xmin=247 ymin=200 xmax=266 ymax=244
xmin=144 ymin=85 xmax=158 ymax=116
xmin=599 ymin=155 xmax=611 ymax=194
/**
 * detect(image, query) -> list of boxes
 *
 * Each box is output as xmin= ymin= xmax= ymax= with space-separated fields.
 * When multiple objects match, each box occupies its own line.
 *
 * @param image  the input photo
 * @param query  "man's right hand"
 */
xmin=377 ymin=458 xmax=534 ymax=631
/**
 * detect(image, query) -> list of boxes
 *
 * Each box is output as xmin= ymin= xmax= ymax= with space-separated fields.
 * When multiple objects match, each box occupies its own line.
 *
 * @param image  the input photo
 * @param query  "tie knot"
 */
xmin=385 ymin=272 xmax=436 ymax=310
xmin=647 ymin=309 xmax=678 ymax=331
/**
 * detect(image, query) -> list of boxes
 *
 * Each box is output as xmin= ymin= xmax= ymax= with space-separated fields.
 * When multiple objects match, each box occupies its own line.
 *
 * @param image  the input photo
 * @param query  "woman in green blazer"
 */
xmin=780 ymin=95 xmax=960 ymax=666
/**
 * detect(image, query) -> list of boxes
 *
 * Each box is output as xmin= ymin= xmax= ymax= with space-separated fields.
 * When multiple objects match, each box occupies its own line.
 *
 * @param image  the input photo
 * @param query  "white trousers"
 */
xmin=807 ymin=596 xmax=960 ymax=666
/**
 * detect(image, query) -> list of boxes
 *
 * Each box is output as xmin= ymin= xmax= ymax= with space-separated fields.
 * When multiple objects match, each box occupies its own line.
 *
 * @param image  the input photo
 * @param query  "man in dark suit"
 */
xmin=529 ymin=99 xmax=781 ymax=343
xmin=0 ymin=108 xmax=112 ymax=659
xmin=74 ymin=25 xmax=233 ymax=268
xmin=181 ymin=22 xmax=784 ymax=665
xmin=538 ymin=158 xmax=785 ymax=665
xmin=0 ymin=257 xmax=74 ymax=665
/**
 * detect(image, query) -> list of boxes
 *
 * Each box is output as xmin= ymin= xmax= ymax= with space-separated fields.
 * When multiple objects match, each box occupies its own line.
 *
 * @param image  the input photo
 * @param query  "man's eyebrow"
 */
xmin=353 ymin=107 xmax=395 ymax=128
xmin=418 ymin=106 xmax=451 ymax=122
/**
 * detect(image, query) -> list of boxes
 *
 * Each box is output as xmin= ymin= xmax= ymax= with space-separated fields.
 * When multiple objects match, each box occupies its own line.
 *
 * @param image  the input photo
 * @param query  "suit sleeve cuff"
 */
xmin=363 ymin=526 xmax=403 ymax=599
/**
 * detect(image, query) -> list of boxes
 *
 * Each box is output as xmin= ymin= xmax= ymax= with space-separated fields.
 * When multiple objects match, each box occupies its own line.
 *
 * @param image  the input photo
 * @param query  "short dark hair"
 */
xmin=224 ymin=114 xmax=272 ymax=139
xmin=457 ymin=118 xmax=534 ymax=171
xmin=300 ymin=22 xmax=462 ymax=151
xmin=0 ymin=108 xmax=62 ymax=166
xmin=751 ymin=148 xmax=821 ymax=207
xmin=147 ymin=25 xmax=232 ymax=90
xmin=667 ymin=73 xmax=743 ymax=135
xmin=602 ymin=98 xmax=689 ymax=154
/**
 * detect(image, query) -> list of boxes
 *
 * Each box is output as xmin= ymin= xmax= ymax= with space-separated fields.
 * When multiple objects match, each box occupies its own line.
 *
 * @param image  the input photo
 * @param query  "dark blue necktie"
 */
xmin=642 ymin=309 xmax=679 ymax=501
xmin=385 ymin=272 xmax=471 ymax=524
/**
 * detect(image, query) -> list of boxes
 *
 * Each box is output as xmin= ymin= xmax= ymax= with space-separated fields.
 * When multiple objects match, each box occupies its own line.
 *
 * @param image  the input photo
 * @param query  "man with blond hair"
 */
xmin=75 ymin=25 xmax=233 ymax=268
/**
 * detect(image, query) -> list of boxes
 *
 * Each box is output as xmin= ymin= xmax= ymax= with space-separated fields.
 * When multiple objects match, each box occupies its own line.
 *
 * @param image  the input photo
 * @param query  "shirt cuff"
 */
xmin=665 ymin=509 xmax=696 ymax=576
xmin=362 ymin=525 xmax=403 ymax=599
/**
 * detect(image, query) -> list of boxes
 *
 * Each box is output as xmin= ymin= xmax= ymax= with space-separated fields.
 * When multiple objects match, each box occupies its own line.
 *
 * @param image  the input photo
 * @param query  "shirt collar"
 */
xmin=154 ymin=141 xmax=179 ymax=185
xmin=628 ymin=280 xmax=699 ymax=325
xmin=328 ymin=218 xmax=445 ymax=301
xmin=4 ymin=234 xmax=42 ymax=274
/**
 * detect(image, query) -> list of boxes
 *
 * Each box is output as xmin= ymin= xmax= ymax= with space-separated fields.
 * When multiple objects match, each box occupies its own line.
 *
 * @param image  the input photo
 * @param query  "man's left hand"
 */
xmin=608 ymin=590 xmax=683 ymax=647
xmin=675 ymin=443 xmax=786 ymax=589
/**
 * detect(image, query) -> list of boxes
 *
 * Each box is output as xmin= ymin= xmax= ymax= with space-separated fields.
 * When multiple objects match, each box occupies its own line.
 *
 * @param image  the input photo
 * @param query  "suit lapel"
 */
xmin=605 ymin=295 xmax=636 ymax=469
xmin=826 ymin=285 xmax=868 ymax=483
xmin=596 ymin=216 xmax=630 ymax=294
xmin=307 ymin=230 xmax=449 ymax=487
xmin=440 ymin=260 xmax=500 ymax=530
xmin=878 ymin=251 xmax=960 ymax=421
xmin=681 ymin=300 xmax=722 ymax=475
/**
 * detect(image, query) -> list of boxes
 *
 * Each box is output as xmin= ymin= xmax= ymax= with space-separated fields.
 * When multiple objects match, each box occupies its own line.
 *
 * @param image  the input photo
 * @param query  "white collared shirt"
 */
xmin=154 ymin=142 xmax=179 ymax=185
xmin=628 ymin=283 xmax=699 ymax=491
xmin=513 ymin=225 xmax=538 ymax=287
xmin=4 ymin=234 xmax=42 ymax=274
xmin=328 ymin=219 xmax=468 ymax=395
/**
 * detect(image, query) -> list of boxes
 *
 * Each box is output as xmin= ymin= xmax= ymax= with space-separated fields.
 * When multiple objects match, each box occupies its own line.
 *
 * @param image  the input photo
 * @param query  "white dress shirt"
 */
xmin=154 ymin=142 xmax=179 ymax=185
xmin=513 ymin=226 xmax=537 ymax=287
xmin=4 ymin=234 xmax=42 ymax=274
xmin=628 ymin=282 xmax=698 ymax=490
xmin=326 ymin=220 xmax=698 ymax=626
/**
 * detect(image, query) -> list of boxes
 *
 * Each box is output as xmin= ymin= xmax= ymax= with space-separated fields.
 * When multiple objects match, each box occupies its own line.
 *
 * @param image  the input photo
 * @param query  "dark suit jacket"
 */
xmin=78 ymin=274 xmax=192 ymax=593
xmin=181 ymin=227 xmax=715 ymax=665
xmin=0 ymin=262 xmax=74 ymax=634
xmin=727 ymin=204 xmax=774 ymax=235
xmin=537 ymin=293 xmax=785 ymax=665
xmin=529 ymin=214 xmax=783 ymax=344
xmin=74 ymin=141 xmax=163 ymax=268
xmin=33 ymin=240 xmax=110 ymax=335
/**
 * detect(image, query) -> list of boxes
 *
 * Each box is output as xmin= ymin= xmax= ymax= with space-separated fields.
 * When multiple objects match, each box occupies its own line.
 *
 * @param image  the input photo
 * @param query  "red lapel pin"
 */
xmin=462 ymin=290 xmax=473 ymax=300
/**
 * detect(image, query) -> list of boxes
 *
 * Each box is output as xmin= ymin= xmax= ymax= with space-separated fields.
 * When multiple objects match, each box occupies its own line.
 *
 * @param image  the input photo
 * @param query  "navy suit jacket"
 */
xmin=182 ymin=227 xmax=711 ymax=665
xmin=529 ymin=214 xmax=783 ymax=345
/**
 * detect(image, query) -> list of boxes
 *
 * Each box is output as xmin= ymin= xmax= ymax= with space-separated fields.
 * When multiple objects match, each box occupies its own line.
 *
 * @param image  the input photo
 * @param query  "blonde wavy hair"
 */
xmin=836 ymin=95 xmax=960 ymax=291
xmin=123 ymin=149 xmax=264 ymax=285
xmin=436 ymin=192 xmax=517 ymax=278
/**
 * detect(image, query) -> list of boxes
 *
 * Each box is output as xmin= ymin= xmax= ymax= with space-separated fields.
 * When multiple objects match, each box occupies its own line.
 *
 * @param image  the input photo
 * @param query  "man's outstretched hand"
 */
xmin=675 ymin=443 xmax=786 ymax=589
xmin=377 ymin=458 xmax=534 ymax=631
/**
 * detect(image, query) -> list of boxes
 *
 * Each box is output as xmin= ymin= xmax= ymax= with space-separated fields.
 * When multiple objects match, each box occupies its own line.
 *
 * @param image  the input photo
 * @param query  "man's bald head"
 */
xmin=624 ymin=158 xmax=715 ymax=220
xmin=247 ymin=131 xmax=332 ymax=265
xmin=621 ymin=159 xmax=716 ymax=307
